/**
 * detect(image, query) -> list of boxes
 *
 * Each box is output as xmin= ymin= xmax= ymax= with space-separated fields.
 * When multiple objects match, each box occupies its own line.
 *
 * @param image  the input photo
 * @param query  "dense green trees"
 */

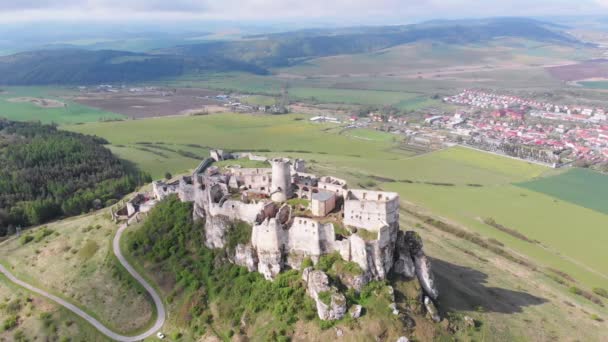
xmin=127 ymin=196 xmax=317 ymax=338
xmin=0 ymin=120 xmax=150 ymax=233
xmin=0 ymin=49 xmax=268 ymax=86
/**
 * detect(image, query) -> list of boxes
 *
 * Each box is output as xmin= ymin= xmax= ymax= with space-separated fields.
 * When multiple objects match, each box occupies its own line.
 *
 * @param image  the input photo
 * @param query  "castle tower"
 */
xmin=270 ymin=158 xmax=292 ymax=202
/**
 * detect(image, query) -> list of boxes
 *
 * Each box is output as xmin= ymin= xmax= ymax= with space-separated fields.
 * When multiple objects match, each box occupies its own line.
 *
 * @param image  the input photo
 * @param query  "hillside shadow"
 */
xmin=429 ymin=257 xmax=548 ymax=314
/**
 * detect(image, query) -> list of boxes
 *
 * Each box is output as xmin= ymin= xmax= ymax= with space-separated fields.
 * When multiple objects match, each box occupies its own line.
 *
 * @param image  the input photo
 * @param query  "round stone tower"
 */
xmin=270 ymin=158 xmax=292 ymax=202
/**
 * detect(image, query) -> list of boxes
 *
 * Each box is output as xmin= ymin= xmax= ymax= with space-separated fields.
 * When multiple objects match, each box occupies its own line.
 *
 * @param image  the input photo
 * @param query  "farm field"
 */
xmin=281 ymin=39 xmax=592 ymax=78
xmin=288 ymin=87 xmax=442 ymax=109
xmin=70 ymin=88 xmax=224 ymax=118
xmin=156 ymin=73 xmax=450 ymax=110
xmin=0 ymin=211 xmax=155 ymax=335
xmin=0 ymin=87 xmax=125 ymax=124
xmin=384 ymin=182 xmax=608 ymax=289
xmin=240 ymin=94 xmax=277 ymax=106
xmin=343 ymin=128 xmax=398 ymax=142
xmin=108 ymin=144 xmax=209 ymax=179
xmin=578 ymin=80 xmax=608 ymax=89
xmin=65 ymin=113 xmax=544 ymax=184
xmin=517 ymin=168 xmax=608 ymax=215
xmin=65 ymin=113 xmax=402 ymax=162
xmin=63 ymin=113 xmax=608 ymax=295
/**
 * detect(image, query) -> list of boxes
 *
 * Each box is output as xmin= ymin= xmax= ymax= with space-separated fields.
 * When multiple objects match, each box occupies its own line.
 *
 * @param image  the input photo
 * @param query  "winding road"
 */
xmin=0 ymin=222 xmax=166 ymax=341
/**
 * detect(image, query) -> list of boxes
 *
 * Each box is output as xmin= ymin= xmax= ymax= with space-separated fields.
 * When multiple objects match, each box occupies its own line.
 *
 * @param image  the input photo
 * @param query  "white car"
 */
xmin=157 ymin=332 xmax=166 ymax=339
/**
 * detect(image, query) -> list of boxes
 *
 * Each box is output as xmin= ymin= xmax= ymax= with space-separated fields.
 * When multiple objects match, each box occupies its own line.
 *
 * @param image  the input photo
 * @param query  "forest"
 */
xmin=0 ymin=119 xmax=151 ymax=233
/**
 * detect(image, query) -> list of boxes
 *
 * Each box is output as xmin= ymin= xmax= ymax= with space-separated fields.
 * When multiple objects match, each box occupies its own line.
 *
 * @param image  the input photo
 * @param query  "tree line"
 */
xmin=0 ymin=119 xmax=150 ymax=234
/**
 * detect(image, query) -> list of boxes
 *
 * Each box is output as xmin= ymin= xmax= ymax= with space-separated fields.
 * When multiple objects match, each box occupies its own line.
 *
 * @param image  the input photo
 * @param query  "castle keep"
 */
xmin=151 ymin=150 xmax=438 ymax=321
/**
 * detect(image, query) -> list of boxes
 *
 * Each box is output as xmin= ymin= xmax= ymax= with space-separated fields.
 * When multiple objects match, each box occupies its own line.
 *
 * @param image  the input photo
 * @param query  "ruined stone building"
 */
xmin=152 ymin=150 xmax=438 ymax=321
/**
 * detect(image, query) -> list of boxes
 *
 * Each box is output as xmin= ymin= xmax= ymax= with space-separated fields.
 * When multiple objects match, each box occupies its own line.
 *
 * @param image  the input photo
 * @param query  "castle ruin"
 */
xmin=152 ymin=150 xmax=438 ymax=321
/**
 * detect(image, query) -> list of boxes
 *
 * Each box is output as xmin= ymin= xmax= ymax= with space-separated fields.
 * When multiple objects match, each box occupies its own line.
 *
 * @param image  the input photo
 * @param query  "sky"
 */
xmin=1 ymin=0 xmax=608 ymax=24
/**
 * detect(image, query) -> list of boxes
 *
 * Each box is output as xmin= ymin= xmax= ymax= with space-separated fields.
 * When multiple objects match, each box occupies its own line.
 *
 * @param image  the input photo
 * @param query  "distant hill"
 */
xmin=164 ymin=17 xmax=583 ymax=68
xmin=0 ymin=49 xmax=268 ymax=85
xmin=0 ymin=17 xmax=584 ymax=85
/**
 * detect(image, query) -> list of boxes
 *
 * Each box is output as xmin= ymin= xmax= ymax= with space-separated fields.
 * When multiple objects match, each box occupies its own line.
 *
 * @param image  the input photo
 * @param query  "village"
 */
xmin=332 ymin=90 xmax=608 ymax=169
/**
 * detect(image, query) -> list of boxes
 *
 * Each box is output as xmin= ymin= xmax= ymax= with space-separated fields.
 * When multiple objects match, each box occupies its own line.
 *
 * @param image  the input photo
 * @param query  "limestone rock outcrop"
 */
xmin=257 ymin=250 xmax=283 ymax=280
xmin=203 ymin=213 xmax=232 ymax=249
xmin=405 ymin=231 xmax=439 ymax=301
xmin=393 ymin=231 xmax=416 ymax=278
xmin=337 ymin=272 xmax=369 ymax=293
xmin=424 ymin=296 xmax=441 ymax=323
xmin=350 ymin=304 xmax=363 ymax=319
xmin=233 ymin=244 xmax=258 ymax=272
xmin=302 ymin=268 xmax=347 ymax=321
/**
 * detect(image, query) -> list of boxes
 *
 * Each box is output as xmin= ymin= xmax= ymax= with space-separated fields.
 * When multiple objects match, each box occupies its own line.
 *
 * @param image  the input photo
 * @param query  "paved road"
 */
xmin=0 ymin=222 xmax=166 ymax=341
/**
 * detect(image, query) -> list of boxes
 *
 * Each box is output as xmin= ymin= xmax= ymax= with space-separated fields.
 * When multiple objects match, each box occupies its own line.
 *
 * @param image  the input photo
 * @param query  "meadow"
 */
xmin=288 ymin=39 xmax=595 ymax=76
xmin=155 ymin=73 xmax=450 ymax=110
xmin=64 ymin=113 xmax=608 ymax=293
xmin=0 ymin=211 xmax=155 ymax=335
xmin=0 ymin=87 xmax=125 ymax=124
xmin=66 ymin=113 xmax=403 ymax=178
xmin=0 ymin=275 xmax=111 ymax=341
xmin=517 ymin=168 xmax=608 ymax=215
xmin=385 ymin=182 xmax=608 ymax=289
xmin=578 ymin=81 xmax=608 ymax=89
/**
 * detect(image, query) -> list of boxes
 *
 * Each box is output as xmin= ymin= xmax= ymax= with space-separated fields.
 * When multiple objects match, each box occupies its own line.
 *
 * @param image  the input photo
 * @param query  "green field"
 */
xmin=63 ymin=113 xmax=608 ymax=293
xmin=156 ymin=73 xmax=449 ymax=110
xmin=65 ymin=113 xmax=405 ymax=178
xmin=517 ymin=168 xmax=608 ymax=215
xmin=578 ymin=81 xmax=608 ymax=89
xmin=0 ymin=87 xmax=125 ymax=124
xmin=282 ymin=39 xmax=595 ymax=78
xmin=344 ymin=128 xmax=399 ymax=142
xmin=241 ymin=95 xmax=277 ymax=106
xmin=385 ymin=182 xmax=608 ymax=288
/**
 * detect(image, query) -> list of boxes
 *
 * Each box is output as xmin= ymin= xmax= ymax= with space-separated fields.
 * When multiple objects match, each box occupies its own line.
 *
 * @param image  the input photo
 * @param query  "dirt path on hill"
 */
xmin=0 ymin=221 xmax=166 ymax=341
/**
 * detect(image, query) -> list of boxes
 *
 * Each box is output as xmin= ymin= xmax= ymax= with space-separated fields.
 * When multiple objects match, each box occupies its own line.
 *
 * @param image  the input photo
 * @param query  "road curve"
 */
xmin=0 ymin=222 xmax=166 ymax=342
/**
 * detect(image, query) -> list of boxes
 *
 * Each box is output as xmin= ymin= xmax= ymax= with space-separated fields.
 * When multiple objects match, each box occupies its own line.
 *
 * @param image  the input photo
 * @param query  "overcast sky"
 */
xmin=1 ymin=0 xmax=608 ymax=23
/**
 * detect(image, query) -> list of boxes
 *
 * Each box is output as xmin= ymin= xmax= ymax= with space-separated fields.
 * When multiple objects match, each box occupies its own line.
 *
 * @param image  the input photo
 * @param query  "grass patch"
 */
xmin=317 ymin=291 xmax=332 ymax=306
xmin=483 ymin=218 xmax=536 ymax=243
xmin=226 ymin=221 xmax=252 ymax=252
xmin=0 ymin=86 xmax=125 ymax=124
xmin=78 ymin=240 xmax=99 ymax=261
xmin=517 ymin=168 xmax=608 ymax=215
xmin=355 ymin=228 xmax=377 ymax=241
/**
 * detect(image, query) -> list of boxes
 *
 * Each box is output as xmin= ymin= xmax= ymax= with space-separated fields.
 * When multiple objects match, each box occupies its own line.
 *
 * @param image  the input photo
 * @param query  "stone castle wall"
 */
xmin=343 ymin=190 xmax=399 ymax=232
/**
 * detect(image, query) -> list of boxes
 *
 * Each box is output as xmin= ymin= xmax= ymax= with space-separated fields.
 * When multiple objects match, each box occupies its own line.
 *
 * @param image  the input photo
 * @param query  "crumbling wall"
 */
xmin=229 ymin=168 xmax=272 ymax=193
xmin=178 ymin=177 xmax=196 ymax=202
xmin=152 ymin=180 xmax=180 ymax=201
xmin=208 ymin=200 xmax=266 ymax=225
xmin=343 ymin=190 xmax=399 ymax=231
xmin=251 ymin=218 xmax=285 ymax=279
xmin=286 ymin=218 xmax=335 ymax=261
